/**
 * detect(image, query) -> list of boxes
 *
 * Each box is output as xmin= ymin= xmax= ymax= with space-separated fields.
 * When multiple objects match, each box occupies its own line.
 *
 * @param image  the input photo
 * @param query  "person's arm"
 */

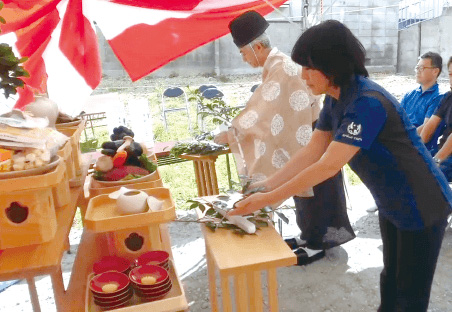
xmin=257 ymin=129 xmax=332 ymax=192
xmin=230 ymin=141 xmax=360 ymax=216
xmin=434 ymin=134 xmax=452 ymax=162
xmin=422 ymin=94 xmax=444 ymax=129
xmin=417 ymin=119 xmax=429 ymax=134
xmin=420 ymin=115 xmax=442 ymax=143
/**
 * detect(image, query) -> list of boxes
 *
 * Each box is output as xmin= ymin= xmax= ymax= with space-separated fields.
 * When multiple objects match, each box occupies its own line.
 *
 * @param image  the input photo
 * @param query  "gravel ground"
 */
xmin=0 ymin=73 xmax=451 ymax=312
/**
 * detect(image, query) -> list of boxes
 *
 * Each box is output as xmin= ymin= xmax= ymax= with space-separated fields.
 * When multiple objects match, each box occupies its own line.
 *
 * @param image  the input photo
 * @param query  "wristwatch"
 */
xmin=433 ymin=156 xmax=441 ymax=164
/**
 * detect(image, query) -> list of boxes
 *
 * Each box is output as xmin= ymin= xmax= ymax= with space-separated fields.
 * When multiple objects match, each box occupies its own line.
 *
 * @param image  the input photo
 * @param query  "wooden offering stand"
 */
xmin=0 ymin=161 xmax=89 ymax=312
xmin=0 ymin=159 xmax=69 ymax=249
xmin=65 ymin=187 xmax=188 ymax=312
xmin=179 ymin=148 xmax=231 ymax=196
xmin=196 ymin=206 xmax=296 ymax=312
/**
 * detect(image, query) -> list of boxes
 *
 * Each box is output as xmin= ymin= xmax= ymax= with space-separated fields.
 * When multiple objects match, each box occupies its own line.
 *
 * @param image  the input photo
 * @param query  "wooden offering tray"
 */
xmin=85 ymin=187 xmax=176 ymax=232
xmin=85 ymin=260 xmax=188 ymax=312
xmin=55 ymin=119 xmax=82 ymax=129
xmin=88 ymin=176 xmax=164 ymax=198
xmin=90 ymin=169 xmax=162 ymax=188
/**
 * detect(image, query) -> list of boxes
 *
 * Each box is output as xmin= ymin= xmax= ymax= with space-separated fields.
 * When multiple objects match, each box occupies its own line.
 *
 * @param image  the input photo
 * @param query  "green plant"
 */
xmin=187 ymin=87 xmax=241 ymax=126
xmin=80 ymin=139 xmax=99 ymax=153
xmin=169 ymin=140 xmax=227 ymax=157
xmin=0 ymin=2 xmax=29 ymax=98
xmin=186 ymin=199 xmax=271 ymax=235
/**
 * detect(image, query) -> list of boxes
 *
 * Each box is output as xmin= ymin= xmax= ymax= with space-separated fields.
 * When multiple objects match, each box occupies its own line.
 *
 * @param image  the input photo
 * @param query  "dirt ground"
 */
xmin=0 ymin=73 xmax=451 ymax=311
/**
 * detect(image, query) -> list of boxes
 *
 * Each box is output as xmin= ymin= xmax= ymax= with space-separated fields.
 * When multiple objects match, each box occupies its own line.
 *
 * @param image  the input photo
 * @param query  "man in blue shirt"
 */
xmin=400 ymin=52 xmax=444 ymax=129
xmin=421 ymin=56 xmax=452 ymax=181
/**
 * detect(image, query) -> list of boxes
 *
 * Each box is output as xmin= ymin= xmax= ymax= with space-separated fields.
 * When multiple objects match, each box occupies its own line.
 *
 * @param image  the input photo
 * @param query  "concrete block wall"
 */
xmin=321 ymin=0 xmax=398 ymax=72
xmin=99 ymin=1 xmax=400 ymax=79
xmin=397 ymin=6 xmax=452 ymax=79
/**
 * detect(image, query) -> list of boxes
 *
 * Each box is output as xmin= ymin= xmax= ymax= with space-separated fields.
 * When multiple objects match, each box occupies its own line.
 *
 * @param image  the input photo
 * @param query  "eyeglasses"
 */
xmin=414 ymin=65 xmax=436 ymax=72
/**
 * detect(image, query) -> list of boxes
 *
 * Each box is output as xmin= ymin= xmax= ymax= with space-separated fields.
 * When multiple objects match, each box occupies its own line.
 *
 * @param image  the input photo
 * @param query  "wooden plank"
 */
xmin=267 ymin=268 xmax=279 ymax=312
xmin=197 ymin=161 xmax=207 ymax=196
xmin=247 ymin=271 xmax=263 ymax=312
xmin=206 ymin=247 xmax=219 ymax=312
xmin=159 ymin=224 xmax=173 ymax=259
xmin=208 ymin=159 xmax=219 ymax=195
xmin=26 ymin=277 xmax=41 ymax=312
xmin=234 ymin=272 xmax=248 ymax=312
xmin=193 ymin=161 xmax=203 ymax=197
xmin=220 ymin=273 xmax=233 ymax=312
xmin=202 ymin=160 xmax=214 ymax=195
xmin=148 ymin=225 xmax=163 ymax=250
xmin=51 ymin=266 xmax=65 ymax=312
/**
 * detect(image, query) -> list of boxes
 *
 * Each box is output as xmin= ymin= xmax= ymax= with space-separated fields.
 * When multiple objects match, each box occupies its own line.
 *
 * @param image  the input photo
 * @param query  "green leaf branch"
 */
xmin=0 ymin=2 xmax=30 ymax=99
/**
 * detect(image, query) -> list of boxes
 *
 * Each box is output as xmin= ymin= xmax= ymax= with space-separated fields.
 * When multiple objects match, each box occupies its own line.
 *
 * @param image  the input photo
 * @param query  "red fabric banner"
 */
xmin=105 ymin=0 xmax=287 ymax=81
xmin=59 ymin=0 xmax=101 ymax=89
xmin=0 ymin=0 xmax=287 ymax=110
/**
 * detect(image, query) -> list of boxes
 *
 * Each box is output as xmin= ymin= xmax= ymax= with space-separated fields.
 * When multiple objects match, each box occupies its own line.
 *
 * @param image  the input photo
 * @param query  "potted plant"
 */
xmin=0 ymin=1 xmax=29 ymax=100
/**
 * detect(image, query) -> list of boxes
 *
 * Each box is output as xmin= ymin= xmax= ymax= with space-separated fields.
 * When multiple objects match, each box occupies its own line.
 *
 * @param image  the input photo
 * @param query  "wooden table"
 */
xmin=179 ymin=149 xmax=231 ymax=196
xmin=0 ymin=165 xmax=88 ymax=312
xmin=201 ymin=223 xmax=296 ymax=312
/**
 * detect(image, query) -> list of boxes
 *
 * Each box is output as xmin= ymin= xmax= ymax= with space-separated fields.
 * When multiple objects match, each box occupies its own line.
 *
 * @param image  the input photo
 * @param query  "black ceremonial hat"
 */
xmin=228 ymin=10 xmax=269 ymax=48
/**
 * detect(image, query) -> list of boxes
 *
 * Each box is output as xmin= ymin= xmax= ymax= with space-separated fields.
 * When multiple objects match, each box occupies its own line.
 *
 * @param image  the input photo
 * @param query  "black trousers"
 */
xmin=377 ymin=214 xmax=447 ymax=312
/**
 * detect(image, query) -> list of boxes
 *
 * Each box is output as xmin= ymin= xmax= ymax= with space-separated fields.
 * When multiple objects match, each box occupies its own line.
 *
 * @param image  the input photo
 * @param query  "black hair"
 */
xmin=420 ymin=51 xmax=443 ymax=76
xmin=447 ymin=56 xmax=452 ymax=69
xmin=291 ymin=20 xmax=368 ymax=89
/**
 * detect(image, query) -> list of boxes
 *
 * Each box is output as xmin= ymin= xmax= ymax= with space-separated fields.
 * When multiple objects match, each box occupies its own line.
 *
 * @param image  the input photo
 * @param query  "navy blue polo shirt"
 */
xmin=400 ymin=83 xmax=444 ymax=127
xmin=316 ymin=75 xmax=452 ymax=230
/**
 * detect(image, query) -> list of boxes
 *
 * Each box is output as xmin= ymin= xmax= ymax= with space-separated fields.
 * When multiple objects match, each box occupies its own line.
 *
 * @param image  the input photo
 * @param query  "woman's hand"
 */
xmin=243 ymin=179 xmax=270 ymax=195
xmin=214 ymin=131 xmax=229 ymax=145
xmin=228 ymin=192 xmax=271 ymax=216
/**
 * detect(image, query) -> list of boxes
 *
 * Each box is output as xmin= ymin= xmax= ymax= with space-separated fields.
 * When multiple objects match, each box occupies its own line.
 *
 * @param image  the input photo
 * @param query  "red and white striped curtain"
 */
xmin=0 ymin=0 xmax=287 ymax=114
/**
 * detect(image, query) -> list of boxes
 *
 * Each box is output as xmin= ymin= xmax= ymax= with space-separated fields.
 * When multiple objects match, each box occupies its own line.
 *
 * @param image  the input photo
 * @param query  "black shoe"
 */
xmin=284 ymin=238 xmax=300 ymax=249
xmin=294 ymin=248 xmax=325 ymax=266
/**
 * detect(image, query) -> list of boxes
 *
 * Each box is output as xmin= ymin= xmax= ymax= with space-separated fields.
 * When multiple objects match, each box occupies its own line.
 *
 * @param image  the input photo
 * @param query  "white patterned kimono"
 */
xmin=228 ymin=48 xmax=321 ymax=196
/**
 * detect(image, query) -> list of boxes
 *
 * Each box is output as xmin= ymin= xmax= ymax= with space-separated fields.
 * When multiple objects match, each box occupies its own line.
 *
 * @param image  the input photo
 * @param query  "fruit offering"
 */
xmin=110 ymin=126 xmax=134 ymax=141
xmin=93 ymin=127 xmax=157 ymax=182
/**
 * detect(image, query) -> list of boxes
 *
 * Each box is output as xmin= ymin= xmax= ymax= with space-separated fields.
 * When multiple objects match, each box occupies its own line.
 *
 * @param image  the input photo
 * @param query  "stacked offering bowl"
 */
xmin=129 ymin=264 xmax=172 ymax=301
xmin=89 ymin=271 xmax=132 ymax=309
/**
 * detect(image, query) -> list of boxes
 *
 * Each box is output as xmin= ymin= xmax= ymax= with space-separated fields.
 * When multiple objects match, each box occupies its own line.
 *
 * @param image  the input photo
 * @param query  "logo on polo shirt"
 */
xmin=347 ymin=122 xmax=362 ymax=136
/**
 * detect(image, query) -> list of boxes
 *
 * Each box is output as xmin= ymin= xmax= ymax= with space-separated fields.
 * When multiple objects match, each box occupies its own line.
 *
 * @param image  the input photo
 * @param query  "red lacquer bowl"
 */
xmin=93 ymin=256 xmax=131 ymax=275
xmin=129 ymin=264 xmax=169 ymax=287
xmin=134 ymin=281 xmax=172 ymax=297
xmin=89 ymin=271 xmax=130 ymax=296
xmin=94 ymin=288 xmax=133 ymax=306
xmin=93 ymin=287 xmax=132 ymax=302
xmin=135 ymin=250 xmax=169 ymax=267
